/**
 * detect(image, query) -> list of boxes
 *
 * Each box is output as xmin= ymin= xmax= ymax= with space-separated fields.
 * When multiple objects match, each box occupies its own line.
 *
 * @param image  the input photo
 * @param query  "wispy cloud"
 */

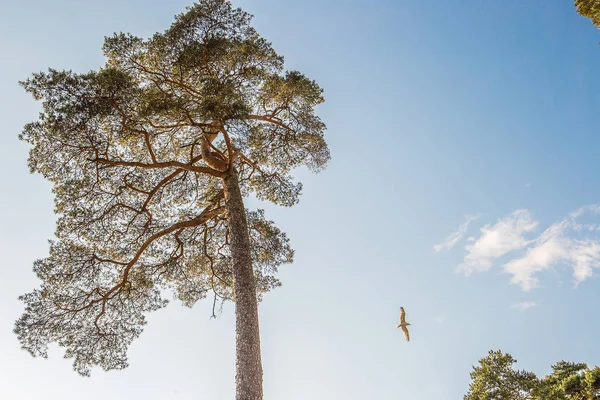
xmin=433 ymin=213 xmax=480 ymax=252
xmin=504 ymin=220 xmax=570 ymax=291
xmin=525 ymin=183 xmax=531 ymax=188
xmin=504 ymin=212 xmax=600 ymax=291
xmin=457 ymin=209 xmax=538 ymax=275
xmin=511 ymin=301 xmax=537 ymax=311
xmin=434 ymin=315 xmax=446 ymax=324
xmin=446 ymin=205 xmax=600 ymax=292
xmin=569 ymin=204 xmax=600 ymax=219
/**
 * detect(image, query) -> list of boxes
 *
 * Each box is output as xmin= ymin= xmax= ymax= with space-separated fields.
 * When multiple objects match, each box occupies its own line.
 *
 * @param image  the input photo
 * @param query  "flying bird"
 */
xmin=396 ymin=307 xmax=411 ymax=341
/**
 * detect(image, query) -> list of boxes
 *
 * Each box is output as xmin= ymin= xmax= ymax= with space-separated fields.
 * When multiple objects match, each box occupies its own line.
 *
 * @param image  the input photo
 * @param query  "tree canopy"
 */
xmin=14 ymin=3 xmax=329 ymax=396
xmin=465 ymin=350 xmax=600 ymax=400
xmin=575 ymin=0 xmax=600 ymax=29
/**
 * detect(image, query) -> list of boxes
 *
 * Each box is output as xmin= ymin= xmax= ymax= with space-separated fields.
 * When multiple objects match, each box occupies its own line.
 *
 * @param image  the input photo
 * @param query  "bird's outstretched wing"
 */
xmin=401 ymin=325 xmax=410 ymax=341
xmin=400 ymin=307 xmax=406 ymax=324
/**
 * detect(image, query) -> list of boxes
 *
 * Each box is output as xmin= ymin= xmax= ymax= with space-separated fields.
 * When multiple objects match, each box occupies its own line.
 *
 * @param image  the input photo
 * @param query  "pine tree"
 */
xmin=14 ymin=1 xmax=329 ymax=399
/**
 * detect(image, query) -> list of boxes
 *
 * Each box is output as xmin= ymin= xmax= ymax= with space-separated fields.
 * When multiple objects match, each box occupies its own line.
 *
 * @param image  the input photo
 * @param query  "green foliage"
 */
xmin=465 ymin=350 xmax=600 ymax=400
xmin=575 ymin=0 xmax=600 ymax=29
xmin=536 ymin=361 xmax=600 ymax=400
xmin=465 ymin=350 xmax=538 ymax=400
xmin=14 ymin=0 xmax=328 ymax=377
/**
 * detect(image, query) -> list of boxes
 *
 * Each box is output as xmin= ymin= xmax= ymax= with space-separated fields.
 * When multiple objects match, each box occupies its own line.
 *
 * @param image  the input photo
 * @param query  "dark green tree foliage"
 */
xmin=465 ymin=350 xmax=600 ymax=400
xmin=14 ymin=1 xmax=328 ymax=398
xmin=575 ymin=0 xmax=600 ymax=29
xmin=465 ymin=350 xmax=538 ymax=400
xmin=536 ymin=361 xmax=600 ymax=400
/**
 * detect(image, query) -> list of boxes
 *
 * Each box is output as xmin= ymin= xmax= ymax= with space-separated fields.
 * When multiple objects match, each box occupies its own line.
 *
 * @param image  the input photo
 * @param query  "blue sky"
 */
xmin=2 ymin=0 xmax=600 ymax=398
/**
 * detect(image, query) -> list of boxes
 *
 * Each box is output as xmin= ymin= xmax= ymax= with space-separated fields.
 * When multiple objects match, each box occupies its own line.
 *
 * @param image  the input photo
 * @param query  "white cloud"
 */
xmin=434 ymin=315 xmax=446 ymax=324
xmin=569 ymin=204 xmax=600 ymax=219
xmin=525 ymin=183 xmax=531 ymax=188
xmin=503 ymin=220 xmax=570 ymax=291
xmin=503 ymin=209 xmax=600 ymax=291
xmin=511 ymin=301 xmax=537 ymax=311
xmin=457 ymin=209 xmax=538 ymax=275
xmin=433 ymin=214 xmax=481 ymax=252
xmin=446 ymin=205 xmax=600 ymax=291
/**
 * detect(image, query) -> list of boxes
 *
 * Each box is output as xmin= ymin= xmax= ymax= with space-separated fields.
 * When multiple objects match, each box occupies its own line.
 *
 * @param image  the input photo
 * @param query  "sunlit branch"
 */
xmin=92 ymin=157 xmax=225 ymax=178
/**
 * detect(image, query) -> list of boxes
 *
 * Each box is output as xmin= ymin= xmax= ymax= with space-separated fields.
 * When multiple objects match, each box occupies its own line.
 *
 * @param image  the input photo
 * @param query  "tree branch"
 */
xmin=92 ymin=157 xmax=225 ymax=178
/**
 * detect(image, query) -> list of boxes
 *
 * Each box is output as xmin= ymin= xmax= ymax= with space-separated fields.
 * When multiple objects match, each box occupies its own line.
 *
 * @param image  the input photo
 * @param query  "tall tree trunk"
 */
xmin=223 ymin=168 xmax=263 ymax=400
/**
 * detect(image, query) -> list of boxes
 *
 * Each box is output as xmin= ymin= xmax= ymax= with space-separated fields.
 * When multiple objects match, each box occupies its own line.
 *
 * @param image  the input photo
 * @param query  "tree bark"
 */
xmin=223 ymin=168 xmax=263 ymax=400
